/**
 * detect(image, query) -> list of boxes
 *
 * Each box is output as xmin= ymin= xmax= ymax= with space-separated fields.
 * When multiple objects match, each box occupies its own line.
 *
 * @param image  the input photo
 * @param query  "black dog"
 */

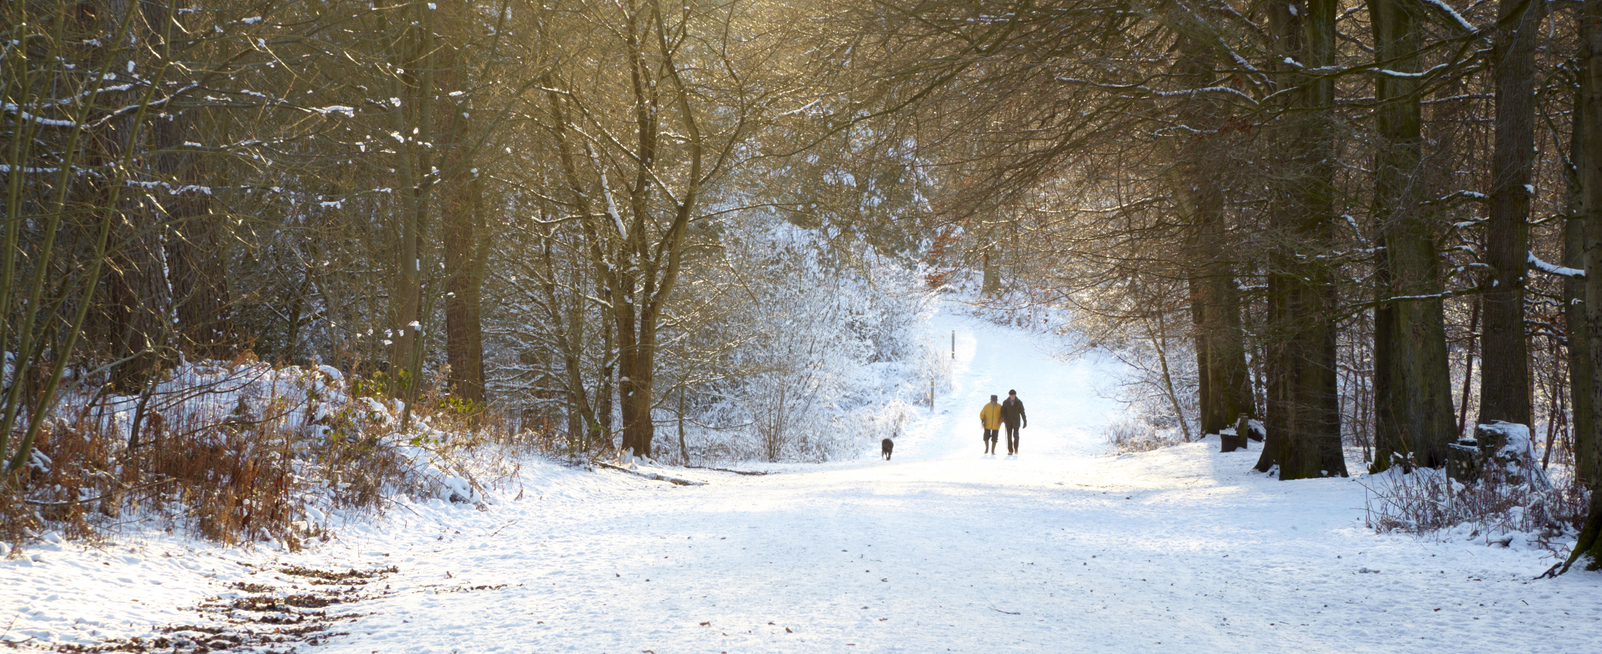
xmin=881 ymin=438 xmax=894 ymax=460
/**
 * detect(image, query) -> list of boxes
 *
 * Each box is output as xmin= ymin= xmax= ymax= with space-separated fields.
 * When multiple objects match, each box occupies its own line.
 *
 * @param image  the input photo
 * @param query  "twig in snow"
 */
xmin=685 ymin=465 xmax=770 ymax=476
xmin=990 ymin=607 xmax=1021 ymax=615
xmin=595 ymin=461 xmax=706 ymax=486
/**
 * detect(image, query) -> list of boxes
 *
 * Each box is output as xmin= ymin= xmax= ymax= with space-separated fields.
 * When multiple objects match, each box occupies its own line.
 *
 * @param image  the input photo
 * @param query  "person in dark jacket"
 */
xmin=1001 ymin=389 xmax=1027 ymax=455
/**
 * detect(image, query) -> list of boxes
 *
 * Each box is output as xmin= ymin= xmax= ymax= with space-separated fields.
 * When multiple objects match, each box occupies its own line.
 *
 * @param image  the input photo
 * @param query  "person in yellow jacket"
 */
xmin=980 ymin=394 xmax=1003 ymax=455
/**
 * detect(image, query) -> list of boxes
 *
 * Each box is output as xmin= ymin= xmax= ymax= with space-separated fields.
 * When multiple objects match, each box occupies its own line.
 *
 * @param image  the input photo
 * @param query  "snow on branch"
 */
xmin=1 ymin=103 xmax=83 ymax=128
xmin=1055 ymin=78 xmax=1258 ymax=105
xmin=1527 ymin=252 xmax=1584 ymax=279
xmin=1418 ymin=0 xmax=1477 ymax=35
xmin=0 ymin=164 xmax=62 ymax=174
xmin=1372 ymin=63 xmax=1453 ymax=80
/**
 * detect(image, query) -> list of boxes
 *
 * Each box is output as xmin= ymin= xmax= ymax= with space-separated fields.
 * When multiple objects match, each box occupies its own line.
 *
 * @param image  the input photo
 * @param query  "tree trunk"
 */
xmin=546 ymin=90 xmax=616 ymax=451
xmin=981 ymin=241 xmax=1001 ymax=296
xmin=94 ymin=0 xmax=175 ymax=391
xmin=442 ymin=171 xmax=488 ymax=405
xmin=1368 ymin=0 xmax=1456 ymax=471
xmin=1568 ymin=0 xmax=1602 ymax=573
xmin=1172 ymin=32 xmax=1253 ymax=437
xmin=542 ymin=232 xmax=597 ymax=451
xmin=144 ymin=15 xmax=235 ymax=364
xmin=139 ymin=1 xmax=235 ymax=361
xmin=382 ymin=1 xmax=429 ymax=410
xmin=437 ymin=0 xmax=486 ymax=405
xmin=598 ymin=308 xmax=615 ymax=444
xmin=617 ymin=288 xmax=653 ymax=458
xmin=1191 ymin=278 xmax=1213 ymax=432
xmin=546 ymin=0 xmax=708 ymax=461
xmin=1478 ymin=0 xmax=1544 ymax=427
xmin=677 ymin=388 xmax=690 ymax=464
xmin=104 ymin=128 xmax=172 ymax=391
xmin=1146 ymin=312 xmax=1193 ymax=442
xmin=1194 ymin=246 xmax=1253 ymax=436
xmin=1255 ymin=0 xmax=1347 ymax=480
xmin=1567 ymin=70 xmax=1596 ymax=489
xmin=105 ymin=201 xmax=173 ymax=392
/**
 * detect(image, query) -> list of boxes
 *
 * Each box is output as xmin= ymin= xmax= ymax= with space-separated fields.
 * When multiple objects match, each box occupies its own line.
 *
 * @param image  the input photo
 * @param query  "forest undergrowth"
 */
xmin=0 ymin=354 xmax=552 ymax=552
xmin=1361 ymin=457 xmax=1591 ymax=553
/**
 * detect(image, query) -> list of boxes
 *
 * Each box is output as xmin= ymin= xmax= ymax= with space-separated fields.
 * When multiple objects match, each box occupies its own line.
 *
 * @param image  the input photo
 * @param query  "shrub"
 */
xmin=1 ymin=359 xmax=549 ymax=551
xmin=1104 ymin=418 xmax=1186 ymax=455
xmin=1361 ymin=464 xmax=1589 ymax=550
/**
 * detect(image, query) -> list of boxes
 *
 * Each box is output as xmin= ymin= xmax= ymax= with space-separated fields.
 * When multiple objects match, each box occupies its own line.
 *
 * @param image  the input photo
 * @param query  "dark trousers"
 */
xmin=983 ymin=429 xmax=998 ymax=452
xmin=1005 ymin=423 xmax=1020 ymax=454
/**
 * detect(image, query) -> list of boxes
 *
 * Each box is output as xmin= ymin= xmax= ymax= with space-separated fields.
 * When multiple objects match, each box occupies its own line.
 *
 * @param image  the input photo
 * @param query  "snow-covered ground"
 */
xmin=5 ymin=303 xmax=1600 ymax=652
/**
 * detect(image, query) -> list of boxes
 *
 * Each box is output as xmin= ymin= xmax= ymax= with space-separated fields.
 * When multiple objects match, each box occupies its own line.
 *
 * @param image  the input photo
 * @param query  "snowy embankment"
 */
xmin=5 ymin=302 xmax=1600 ymax=653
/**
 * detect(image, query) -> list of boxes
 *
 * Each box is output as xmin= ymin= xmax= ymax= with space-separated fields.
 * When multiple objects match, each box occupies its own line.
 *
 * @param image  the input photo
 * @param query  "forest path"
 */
xmin=314 ymin=304 xmax=1602 ymax=654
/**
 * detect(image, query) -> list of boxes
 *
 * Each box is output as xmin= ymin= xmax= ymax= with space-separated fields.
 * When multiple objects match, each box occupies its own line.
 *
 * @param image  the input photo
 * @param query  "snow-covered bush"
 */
xmin=669 ymin=217 xmax=944 ymax=463
xmin=1103 ymin=417 xmax=1187 ymax=454
xmin=1361 ymin=424 xmax=1588 ymax=550
xmin=6 ymin=358 xmax=537 ymax=546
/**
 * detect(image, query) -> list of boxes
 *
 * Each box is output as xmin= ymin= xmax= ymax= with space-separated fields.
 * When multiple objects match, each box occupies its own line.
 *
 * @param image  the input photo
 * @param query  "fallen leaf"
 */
xmin=785 ymin=627 xmax=793 ymax=633
xmin=700 ymin=622 xmax=711 ymax=626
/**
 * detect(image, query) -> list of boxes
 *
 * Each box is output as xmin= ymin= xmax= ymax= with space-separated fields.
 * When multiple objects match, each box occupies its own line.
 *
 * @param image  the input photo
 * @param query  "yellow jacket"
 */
xmin=980 ymin=402 xmax=1003 ymax=430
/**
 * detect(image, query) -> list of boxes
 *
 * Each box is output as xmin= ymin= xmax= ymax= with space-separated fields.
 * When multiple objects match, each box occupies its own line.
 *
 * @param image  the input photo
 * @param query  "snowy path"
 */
xmin=309 ymin=306 xmax=1599 ymax=653
xmin=6 ymin=305 xmax=1600 ymax=652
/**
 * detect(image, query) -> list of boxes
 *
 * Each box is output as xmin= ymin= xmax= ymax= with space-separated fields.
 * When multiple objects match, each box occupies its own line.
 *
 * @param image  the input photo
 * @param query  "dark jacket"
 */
xmin=1001 ymin=396 xmax=1026 ymax=427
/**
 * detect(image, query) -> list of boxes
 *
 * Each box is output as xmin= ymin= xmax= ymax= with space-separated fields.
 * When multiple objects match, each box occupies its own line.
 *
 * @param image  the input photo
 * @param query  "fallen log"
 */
xmin=595 ymin=461 xmax=707 ymax=486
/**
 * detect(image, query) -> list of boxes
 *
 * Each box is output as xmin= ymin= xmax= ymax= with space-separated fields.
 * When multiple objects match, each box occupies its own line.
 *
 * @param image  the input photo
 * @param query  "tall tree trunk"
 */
xmin=1368 ymin=0 xmax=1456 ymax=471
xmin=1479 ymin=0 xmax=1544 ymax=427
xmin=104 ymin=131 xmax=171 ymax=386
xmin=96 ymin=0 xmax=174 ymax=391
xmin=154 ymin=112 xmax=233 ymax=360
xmin=1256 ymin=0 xmax=1347 ymax=480
xmin=141 ymin=1 xmax=234 ymax=361
xmin=382 ymin=1 xmax=430 ymax=412
xmin=1567 ymin=0 xmax=1602 ymax=573
xmin=437 ymin=0 xmax=486 ymax=405
xmin=441 ymin=161 xmax=487 ymax=405
xmin=1566 ymin=74 xmax=1596 ymax=489
xmin=677 ymin=388 xmax=690 ymax=464
xmin=1173 ymin=33 xmax=1253 ymax=436
xmin=566 ymin=261 xmax=597 ymax=450
xmin=104 ymin=197 xmax=173 ymax=392
xmin=616 ymin=284 xmax=651 ymax=457
xmin=546 ymin=90 xmax=616 ymax=451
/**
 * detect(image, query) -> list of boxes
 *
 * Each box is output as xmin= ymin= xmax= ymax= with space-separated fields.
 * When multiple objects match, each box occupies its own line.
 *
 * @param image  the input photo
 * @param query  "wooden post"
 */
xmin=930 ymin=380 xmax=935 ymax=410
xmin=951 ymin=330 xmax=955 ymax=359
